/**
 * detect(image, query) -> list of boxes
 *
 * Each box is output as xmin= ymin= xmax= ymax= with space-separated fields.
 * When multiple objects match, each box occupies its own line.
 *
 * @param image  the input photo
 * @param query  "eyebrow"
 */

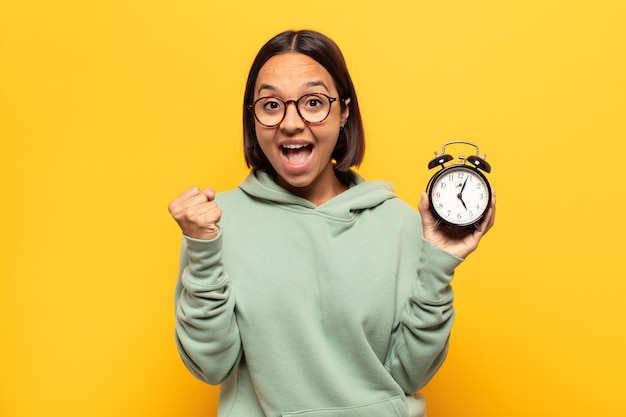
xmin=256 ymin=80 xmax=331 ymax=96
xmin=304 ymin=80 xmax=330 ymax=91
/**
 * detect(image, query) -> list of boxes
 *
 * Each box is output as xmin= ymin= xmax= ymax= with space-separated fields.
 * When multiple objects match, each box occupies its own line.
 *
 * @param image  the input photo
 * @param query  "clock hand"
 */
xmin=460 ymin=177 xmax=468 ymax=194
xmin=457 ymin=178 xmax=469 ymax=210
xmin=458 ymin=195 xmax=468 ymax=210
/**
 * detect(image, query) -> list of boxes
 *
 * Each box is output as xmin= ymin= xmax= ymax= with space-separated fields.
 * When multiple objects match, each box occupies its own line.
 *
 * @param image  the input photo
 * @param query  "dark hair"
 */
xmin=243 ymin=30 xmax=365 ymax=173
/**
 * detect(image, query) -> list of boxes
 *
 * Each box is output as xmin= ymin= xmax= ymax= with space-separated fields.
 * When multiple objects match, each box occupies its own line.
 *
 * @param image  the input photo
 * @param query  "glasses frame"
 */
xmin=247 ymin=93 xmax=342 ymax=128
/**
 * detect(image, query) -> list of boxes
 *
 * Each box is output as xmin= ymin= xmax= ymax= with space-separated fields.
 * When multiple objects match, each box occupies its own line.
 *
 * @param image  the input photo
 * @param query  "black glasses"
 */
xmin=248 ymin=93 xmax=342 ymax=127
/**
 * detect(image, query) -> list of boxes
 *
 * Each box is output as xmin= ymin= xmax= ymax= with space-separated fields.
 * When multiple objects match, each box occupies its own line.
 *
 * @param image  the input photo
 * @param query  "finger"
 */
xmin=168 ymin=187 xmax=209 ymax=218
xmin=182 ymin=192 xmax=212 ymax=209
xmin=484 ymin=192 xmax=497 ymax=229
xmin=475 ymin=194 xmax=496 ymax=234
xmin=417 ymin=192 xmax=433 ymax=219
xmin=201 ymin=187 xmax=216 ymax=202
xmin=181 ymin=187 xmax=217 ymax=206
xmin=177 ymin=186 xmax=203 ymax=201
xmin=418 ymin=192 xmax=429 ymax=209
xmin=169 ymin=186 xmax=201 ymax=210
xmin=185 ymin=201 xmax=222 ymax=223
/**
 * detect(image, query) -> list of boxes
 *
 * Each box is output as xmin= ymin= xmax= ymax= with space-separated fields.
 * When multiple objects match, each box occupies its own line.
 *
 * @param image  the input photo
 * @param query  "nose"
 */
xmin=280 ymin=101 xmax=305 ymax=132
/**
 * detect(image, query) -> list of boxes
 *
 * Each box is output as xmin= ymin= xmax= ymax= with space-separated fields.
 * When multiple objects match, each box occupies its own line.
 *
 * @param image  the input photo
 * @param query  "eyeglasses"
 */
xmin=248 ymin=93 xmax=342 ymax=128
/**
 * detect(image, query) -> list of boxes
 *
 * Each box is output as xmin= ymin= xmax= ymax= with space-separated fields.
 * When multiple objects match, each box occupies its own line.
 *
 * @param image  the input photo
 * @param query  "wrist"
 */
xmin=185 ymin=226 xmax=220 ymax=242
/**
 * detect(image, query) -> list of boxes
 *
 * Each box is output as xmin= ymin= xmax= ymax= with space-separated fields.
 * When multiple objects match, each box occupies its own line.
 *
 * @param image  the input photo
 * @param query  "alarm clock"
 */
xmin=426 ymin=141 xmax=492 ymax=228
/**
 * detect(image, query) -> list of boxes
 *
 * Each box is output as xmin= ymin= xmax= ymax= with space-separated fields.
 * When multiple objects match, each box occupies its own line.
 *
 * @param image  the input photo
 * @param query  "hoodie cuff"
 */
xmin=413 ymin=238 xmax=463 ymax=302
xmin=182 ymin=231 xmax=226 ymax=286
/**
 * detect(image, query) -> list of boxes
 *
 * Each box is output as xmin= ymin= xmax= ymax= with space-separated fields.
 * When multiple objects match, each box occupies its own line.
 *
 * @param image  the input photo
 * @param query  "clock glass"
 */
xmin=429 ymin=166 xmax=491 ymax=227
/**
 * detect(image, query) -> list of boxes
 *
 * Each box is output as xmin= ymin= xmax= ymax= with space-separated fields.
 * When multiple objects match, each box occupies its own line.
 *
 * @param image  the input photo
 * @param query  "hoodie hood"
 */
xmin=238 ymin=170 xmax=398 ymax=220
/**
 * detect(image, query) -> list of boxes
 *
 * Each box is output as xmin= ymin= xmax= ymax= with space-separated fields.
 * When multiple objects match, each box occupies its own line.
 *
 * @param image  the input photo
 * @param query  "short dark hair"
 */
xmin=243 ymin=30 xmax=365 ymax=173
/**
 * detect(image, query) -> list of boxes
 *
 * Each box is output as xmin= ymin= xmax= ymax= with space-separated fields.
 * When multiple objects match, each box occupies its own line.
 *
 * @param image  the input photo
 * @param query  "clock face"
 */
xmin=429 ymin=165 xmax=491 ymax=227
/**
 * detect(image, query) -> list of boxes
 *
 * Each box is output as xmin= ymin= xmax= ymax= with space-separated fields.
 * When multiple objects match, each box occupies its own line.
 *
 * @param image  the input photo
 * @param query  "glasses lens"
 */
xmin=254 ymin=97 xmax=285 ymax=127
xmin=297 ymin=94 xmax=331 ymax=124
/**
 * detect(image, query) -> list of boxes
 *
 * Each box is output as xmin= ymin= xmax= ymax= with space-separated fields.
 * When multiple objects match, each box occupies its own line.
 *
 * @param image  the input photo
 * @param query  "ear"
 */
xmin=340 ymin=98 xmax=351 ymax=127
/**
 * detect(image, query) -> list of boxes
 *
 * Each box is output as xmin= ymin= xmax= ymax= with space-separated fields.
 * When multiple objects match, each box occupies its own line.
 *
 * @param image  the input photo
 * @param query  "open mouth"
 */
xmin=280 ymin=143 xmax=314 ymax=166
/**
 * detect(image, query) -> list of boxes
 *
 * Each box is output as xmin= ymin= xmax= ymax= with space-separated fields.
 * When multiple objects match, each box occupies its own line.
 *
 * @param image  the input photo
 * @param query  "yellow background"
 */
xmin=1 ymin=1 xmax=624 ymax=416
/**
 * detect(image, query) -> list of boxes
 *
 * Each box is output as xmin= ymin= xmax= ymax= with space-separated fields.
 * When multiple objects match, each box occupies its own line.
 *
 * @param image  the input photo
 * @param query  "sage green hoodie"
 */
xmin=174 ymin=170 xmax=462 ymax=417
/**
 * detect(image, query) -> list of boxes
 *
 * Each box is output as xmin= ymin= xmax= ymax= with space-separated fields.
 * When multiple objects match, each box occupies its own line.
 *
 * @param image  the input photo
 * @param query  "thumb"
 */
xmin=417 ymin=192 xmax=432 ymax=218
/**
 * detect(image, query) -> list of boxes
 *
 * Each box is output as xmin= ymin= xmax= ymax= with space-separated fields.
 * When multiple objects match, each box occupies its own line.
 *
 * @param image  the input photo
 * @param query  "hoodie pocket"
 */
xmin=281 ymin=396 xmax=407 ymax=417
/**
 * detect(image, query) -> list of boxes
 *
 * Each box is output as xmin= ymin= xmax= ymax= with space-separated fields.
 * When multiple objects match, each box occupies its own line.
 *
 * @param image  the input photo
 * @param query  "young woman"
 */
xmin=168 ymin=29 xmax=495 ymax=417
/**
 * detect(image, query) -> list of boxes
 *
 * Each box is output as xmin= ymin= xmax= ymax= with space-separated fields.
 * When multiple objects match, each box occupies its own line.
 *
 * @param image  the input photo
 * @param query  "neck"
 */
xmin=276 ymin=164 xmax=349 ymax=206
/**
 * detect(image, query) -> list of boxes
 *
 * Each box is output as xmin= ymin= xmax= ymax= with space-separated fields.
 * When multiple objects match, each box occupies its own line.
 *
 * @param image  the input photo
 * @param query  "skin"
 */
xmin=419 ymin=191 xmax=496 ymax=258
xmin=168 ymin=52 xmax=496 ymax=258
xmin=253 ymin=53 xmax=350 ymax=206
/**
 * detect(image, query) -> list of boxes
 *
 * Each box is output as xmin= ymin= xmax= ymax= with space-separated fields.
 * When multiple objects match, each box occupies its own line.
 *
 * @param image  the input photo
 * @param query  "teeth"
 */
xmin=281 ymin=144 xmax=310 ymax=150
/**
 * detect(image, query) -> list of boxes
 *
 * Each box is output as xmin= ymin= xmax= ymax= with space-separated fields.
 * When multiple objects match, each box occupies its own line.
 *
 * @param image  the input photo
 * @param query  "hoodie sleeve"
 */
xmin=174 ymin=233 xmax=242 ymax=385
xmin=384 ymin=238 xmax=462 ymax=393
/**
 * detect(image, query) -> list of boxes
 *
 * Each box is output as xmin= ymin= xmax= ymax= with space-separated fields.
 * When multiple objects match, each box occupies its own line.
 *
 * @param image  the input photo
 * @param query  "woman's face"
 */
xmin=253 ymin=52 xmax=350 ymax=202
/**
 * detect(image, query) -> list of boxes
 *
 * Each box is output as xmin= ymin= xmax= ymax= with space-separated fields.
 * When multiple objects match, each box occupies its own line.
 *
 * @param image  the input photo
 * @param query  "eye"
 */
xmin=306 ymin=98 xmax=322 ymax=108
xmin=258 ymin=98 xmax=283 ymax=113
xmin=301 ymin=94 xmax=327 ymax=110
